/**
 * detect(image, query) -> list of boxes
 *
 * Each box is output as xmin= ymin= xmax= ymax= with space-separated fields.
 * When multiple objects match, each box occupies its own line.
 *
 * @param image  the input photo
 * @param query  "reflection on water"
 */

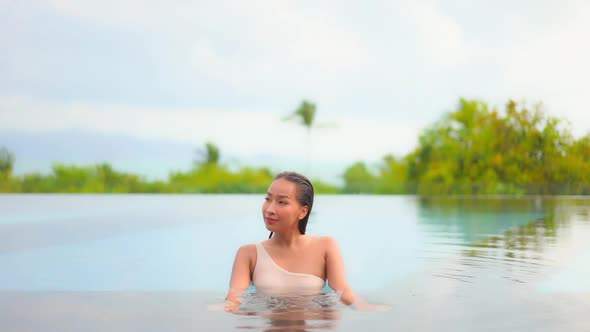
xmin=239 ymin=291 xmax=341 ymax=312
xmin=235 ymin=292 xmax=343 ymax=331
xmin=0 ymin=291 xmax=344 ymax=332
xmin=416 ymin=197 xmax=590 ymax=287
xmin=0 ymin=195 xmax=589 ymax=331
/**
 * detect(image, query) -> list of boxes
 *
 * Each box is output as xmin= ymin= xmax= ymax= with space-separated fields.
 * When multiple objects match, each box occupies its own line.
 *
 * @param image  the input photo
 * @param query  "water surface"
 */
xmin=0 ymin=194 xmax=589 ymax=331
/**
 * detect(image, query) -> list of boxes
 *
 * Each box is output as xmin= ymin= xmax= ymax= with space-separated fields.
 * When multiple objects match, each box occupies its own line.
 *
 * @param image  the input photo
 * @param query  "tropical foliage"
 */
xmin=0 ymin=143 xmax=338 ymax=194
xmin=0 ymin=147 xmax=15 ymax=176
xmin=341 ymin=99 xmax=590 ymax=195
xmin=2 ymin=98 xmax=589 ymax=195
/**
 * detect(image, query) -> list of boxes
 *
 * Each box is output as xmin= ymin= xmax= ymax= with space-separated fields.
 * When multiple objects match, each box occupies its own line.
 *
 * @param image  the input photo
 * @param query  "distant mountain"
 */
xmin=0 ymin=130 xmax=347 ymax=183
xmin=0 ymin=129 xmax=196 ymax=180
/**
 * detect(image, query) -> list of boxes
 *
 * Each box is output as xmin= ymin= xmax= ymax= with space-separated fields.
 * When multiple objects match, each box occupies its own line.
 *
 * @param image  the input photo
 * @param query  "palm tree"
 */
xmin=195 ymin=142 xmax=220 ymax=167
xmin=284 ymin=100 xmax=336 ymax=172
xmin=284 ymin=100 xmax=316 ymax=171
xmin=0 ymin=147 xmax=15 ymax=176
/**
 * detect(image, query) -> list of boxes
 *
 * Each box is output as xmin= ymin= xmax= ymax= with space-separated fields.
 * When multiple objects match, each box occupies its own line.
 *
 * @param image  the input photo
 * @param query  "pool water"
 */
xmin=0 ymin=194 xmax=589 ymax=331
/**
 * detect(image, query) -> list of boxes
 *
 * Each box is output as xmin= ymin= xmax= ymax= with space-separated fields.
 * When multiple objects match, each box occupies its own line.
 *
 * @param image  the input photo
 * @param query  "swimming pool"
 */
xmin=1 ymin=194 xmax=589 ymax=331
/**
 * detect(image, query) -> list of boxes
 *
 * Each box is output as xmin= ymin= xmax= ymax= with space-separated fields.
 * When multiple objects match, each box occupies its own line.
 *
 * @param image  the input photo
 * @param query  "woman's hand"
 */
xmin=223 ymin=300 xmax=240 ymax=312
xmin=206 ymin=300 xmax=240 ymax=313
xmin=350 ymin=301 xmax=391 ymax=311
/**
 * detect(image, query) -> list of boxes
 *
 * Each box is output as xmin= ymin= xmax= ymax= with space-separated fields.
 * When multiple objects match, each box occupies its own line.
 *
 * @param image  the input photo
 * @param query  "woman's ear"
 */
xmin=298 ymin=205 xmax=309 ymax=220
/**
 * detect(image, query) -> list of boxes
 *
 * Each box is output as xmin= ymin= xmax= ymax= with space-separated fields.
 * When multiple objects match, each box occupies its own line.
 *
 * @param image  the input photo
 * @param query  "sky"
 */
xmin=1 ymin=0 xmax=590 ymax=182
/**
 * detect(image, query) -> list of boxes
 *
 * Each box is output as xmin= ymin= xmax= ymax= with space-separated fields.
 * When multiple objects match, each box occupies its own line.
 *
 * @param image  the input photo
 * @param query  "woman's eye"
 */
xmin=279 ymin=201 xmax=286 ymax=205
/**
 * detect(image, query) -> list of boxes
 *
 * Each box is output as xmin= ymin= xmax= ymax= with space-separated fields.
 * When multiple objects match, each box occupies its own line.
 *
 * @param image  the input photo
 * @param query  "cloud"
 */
xmin=507 ymin=4 xmax=590 ymax=85
xmin=46 ymin=0 xmax=188 ymax=30
xmin=8 ymin=0 xmax=589 ymax=142
xmin=506 ymin=2 xmax=590 ymax=136
xmin=413 ymin=1 xmax=468 ymax=66
xmin=47 ymin=0 xmax=367 ymax=72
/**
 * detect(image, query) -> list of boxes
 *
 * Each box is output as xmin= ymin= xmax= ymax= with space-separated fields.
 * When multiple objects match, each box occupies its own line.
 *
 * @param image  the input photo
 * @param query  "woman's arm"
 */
xmin=224 ymin=244 xmax=254 ymax=312
xmin=324 ymin=237 xmax=357 ymax=305
xmin=324 ymin=237 xmax=390 ymax=311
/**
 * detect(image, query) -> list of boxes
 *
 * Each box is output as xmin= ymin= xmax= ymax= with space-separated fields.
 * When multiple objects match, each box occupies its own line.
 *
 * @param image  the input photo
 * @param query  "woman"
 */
xmin=224 ymin=171 xmax=383 ymax=312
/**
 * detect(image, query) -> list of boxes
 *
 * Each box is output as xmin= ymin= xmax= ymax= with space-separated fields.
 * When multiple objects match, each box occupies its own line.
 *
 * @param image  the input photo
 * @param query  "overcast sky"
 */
xmin=1 ymin=0 xmax=589 ymax=179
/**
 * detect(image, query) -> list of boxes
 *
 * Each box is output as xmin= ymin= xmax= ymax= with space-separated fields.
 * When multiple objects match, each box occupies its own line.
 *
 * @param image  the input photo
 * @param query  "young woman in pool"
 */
xmin=224 ymin=171 xmax=384 ymax=312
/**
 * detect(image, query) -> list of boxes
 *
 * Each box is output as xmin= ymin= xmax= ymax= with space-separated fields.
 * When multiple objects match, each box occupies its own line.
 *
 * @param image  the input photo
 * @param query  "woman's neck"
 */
xmin=271 ymin=231 xmax=307 ymax=249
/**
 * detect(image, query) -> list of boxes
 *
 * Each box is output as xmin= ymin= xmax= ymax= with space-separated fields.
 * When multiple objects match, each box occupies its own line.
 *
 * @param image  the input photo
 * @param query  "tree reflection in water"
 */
xmin=417 ymin=196 xmax=590 ymax=284
xmin=464 ymin=199 xmax=590 ymax=259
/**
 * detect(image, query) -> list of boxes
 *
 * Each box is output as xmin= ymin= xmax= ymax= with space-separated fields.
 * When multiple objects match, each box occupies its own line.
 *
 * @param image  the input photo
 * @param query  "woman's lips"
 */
xmin=265 ymin=218 xmax=278 ymax=225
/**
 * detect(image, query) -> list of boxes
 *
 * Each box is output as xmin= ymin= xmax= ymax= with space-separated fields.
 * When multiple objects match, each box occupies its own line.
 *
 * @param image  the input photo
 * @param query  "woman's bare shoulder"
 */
xmin=314 ymin=236 xmax=340 ymax=249
xmin=235 ymin=243 xmax=257 ymax=256
xmin=315 ymin=235 xmax=338 ymax=242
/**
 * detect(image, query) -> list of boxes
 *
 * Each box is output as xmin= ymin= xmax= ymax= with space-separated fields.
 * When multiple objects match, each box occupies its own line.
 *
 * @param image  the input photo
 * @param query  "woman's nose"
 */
xmin=265 ymin=202 xmax=276 ymax=214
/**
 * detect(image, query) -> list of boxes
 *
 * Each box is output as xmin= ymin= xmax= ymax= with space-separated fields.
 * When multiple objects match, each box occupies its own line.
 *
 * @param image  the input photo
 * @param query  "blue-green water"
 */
xmin=0 ymin=194 xmax=589 ymax=331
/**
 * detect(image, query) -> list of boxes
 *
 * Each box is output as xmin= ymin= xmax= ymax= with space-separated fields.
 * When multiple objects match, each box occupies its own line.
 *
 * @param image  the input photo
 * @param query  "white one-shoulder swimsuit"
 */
xmin=252 ymin=242 xmax=326 ymax=296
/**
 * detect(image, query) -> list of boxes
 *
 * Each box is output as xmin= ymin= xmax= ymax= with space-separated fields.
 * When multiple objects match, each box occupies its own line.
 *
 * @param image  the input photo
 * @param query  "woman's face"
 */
xmin=262 ymin=178 xmax=308 ymax=233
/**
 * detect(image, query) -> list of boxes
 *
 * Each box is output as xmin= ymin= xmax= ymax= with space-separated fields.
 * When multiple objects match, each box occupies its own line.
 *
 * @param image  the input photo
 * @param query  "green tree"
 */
xmin=342 ymin=162 xmax=377 ymax=194
xmin=376 ymin=154 xmax=408 ymax=194
xmin=404 ymin=98 xmax=590 ymax=195
xmin=0 ymin=146 xmax=15 ymax=176
xmin=195 ymin=142 xmax=220 ymax=166
xmin=0 ymin=147 xmax=17 ymax=192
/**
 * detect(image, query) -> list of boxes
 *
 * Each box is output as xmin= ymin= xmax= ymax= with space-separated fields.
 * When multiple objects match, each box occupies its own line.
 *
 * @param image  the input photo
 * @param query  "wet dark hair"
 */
xmin=268 ymin=171 xmax=314 ymax=239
